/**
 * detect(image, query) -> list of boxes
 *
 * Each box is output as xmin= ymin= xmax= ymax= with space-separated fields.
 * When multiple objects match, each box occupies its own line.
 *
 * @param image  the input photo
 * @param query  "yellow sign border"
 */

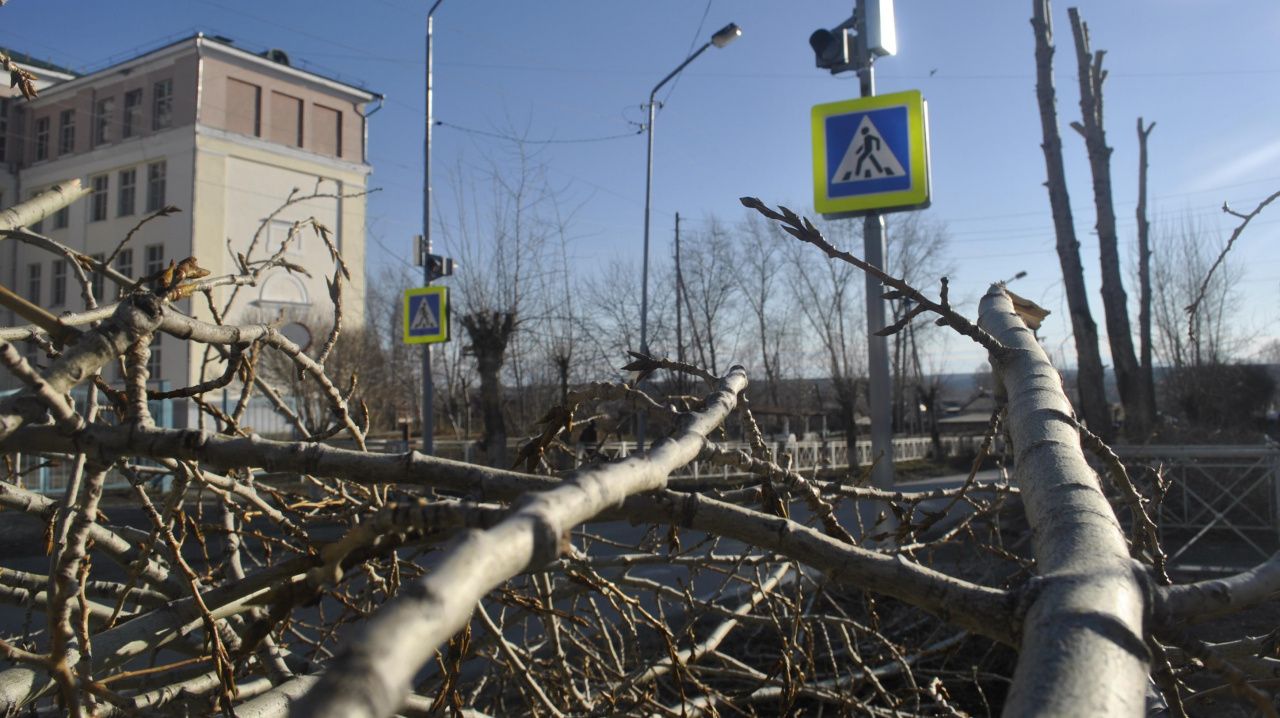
xmin=811 ymin=90 xmax=930 ymax=216
xmin=403 ymin=286 xmax=449 ymax=345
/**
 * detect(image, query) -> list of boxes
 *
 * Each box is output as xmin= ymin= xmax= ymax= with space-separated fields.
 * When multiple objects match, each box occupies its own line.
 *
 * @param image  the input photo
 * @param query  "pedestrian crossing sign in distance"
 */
xmin=403 ymin=286 xmax=449 ymax=344
xmin=811 ymin=89 xmax=930 ymax=217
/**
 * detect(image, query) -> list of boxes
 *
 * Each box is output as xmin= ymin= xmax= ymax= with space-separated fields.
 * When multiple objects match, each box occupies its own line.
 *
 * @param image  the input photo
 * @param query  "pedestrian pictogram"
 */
xmin=410 ymin=298 xmax=438 ymax=332
xmin=403 ymin=286 xmax=449 ymax=344
xmin=831 ymin=117 xmax=905 ymax=182
xmin=811 ymin=89 xmax=930 ymax=216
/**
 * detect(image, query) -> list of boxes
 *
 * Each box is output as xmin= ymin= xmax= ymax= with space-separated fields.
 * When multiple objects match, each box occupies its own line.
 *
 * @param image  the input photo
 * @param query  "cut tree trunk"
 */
xmin=1136 ymin=117 xmax=1159 ymax=431
xmin=1030 ymin=0 xmax=1113 ymax=441
xmin=461 ymin=310 xmax=516 ymax=467
xmin=1068 ymin=7 xmax=1150 ymax=441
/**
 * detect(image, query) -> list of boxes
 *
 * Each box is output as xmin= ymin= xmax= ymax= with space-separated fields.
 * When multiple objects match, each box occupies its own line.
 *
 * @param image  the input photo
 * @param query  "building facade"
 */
xmin=1 ymin=35 xmax=377 ymax=423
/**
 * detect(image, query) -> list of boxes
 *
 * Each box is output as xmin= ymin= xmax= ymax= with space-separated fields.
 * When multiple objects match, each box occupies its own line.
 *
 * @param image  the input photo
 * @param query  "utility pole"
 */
xmin=421 ymin=0 xmax=444 ymax=454
xmin=674 ymin=212 xmax=684 ymax=394
xmin=855 ymin=0 xmax=896 ymax=494
xmin=637 ymin=23 xmax=743 ymax=454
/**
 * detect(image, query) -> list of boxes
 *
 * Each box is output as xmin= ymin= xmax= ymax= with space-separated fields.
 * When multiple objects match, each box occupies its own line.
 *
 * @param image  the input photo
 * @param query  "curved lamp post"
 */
xmin=637 ymin=22 xmax=741 ymax=450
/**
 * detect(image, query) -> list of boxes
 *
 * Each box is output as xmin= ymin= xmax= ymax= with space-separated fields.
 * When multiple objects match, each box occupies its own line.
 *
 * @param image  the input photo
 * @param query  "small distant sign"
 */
xmin=403 ymin=286 xmax=449 ymax=344
xmin=812 ymin=90 xmax=930 ymax=217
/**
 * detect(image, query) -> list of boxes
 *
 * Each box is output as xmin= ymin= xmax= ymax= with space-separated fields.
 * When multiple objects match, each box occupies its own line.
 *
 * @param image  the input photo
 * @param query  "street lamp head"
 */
xmin=710 ymin=23 xmax=742 ymax=48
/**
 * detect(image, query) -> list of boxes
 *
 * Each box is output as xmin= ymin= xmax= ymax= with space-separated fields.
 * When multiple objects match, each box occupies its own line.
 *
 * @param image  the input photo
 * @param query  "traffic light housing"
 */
xmin=426 ymin=254 xmax=454 ymax=281
xmin=809 ymin=27 xmax=857 ymax=74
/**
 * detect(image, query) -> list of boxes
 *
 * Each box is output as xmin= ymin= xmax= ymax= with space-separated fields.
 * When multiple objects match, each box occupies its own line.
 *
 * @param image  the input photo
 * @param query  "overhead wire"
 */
xmin=658 ymin=0 xmax=714 ymax=108
xmin=434 ymin=120 xmax=642 ymax=145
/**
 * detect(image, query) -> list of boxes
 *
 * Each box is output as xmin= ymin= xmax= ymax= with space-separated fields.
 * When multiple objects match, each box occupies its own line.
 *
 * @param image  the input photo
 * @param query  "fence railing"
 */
xmin=1112 ymin=444 xmax=1280 ymax=572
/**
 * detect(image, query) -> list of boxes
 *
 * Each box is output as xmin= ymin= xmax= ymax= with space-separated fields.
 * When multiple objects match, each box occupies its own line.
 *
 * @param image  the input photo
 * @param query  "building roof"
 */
xmin=196 ymin=33 xmax=381 ymax=100
xmin=7 ymin=33 xmax=380 ymax=102
xmin=0 ymin=46 xmax=77 ymax=77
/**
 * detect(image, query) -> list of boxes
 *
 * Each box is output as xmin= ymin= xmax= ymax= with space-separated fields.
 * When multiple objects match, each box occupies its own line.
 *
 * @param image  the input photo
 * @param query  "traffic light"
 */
xmin=809 ymin=26 xmax=857 ymax=74
xmin=426 ymin=254 xmax=454 ymax=281
xmin=810 ymin=1 xmax=896 ymax=75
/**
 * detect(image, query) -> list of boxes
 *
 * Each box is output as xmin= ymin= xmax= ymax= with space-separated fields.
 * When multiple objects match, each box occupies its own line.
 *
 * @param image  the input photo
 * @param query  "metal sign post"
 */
xmin=810 ymin=0 xmax=926 ymax=537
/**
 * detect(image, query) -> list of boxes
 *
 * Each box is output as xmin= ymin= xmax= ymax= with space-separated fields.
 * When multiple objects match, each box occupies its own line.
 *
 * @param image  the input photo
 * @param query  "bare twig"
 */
xmin=740 ymin=197 xmax=1006 ymax=355
xmin=1185 ymin=189 xmax=1280 ymax=345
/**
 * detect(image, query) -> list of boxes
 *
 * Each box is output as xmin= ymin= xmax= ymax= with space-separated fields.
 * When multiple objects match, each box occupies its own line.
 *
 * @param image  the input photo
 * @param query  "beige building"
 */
xmin=1 ymin=35 xmax=378 ymax=423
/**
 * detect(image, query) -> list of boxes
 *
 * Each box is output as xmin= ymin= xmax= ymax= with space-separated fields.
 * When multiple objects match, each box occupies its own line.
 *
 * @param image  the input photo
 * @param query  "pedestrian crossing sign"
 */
xmin=403 ymin=286 xmax=449 ymax=344
xmin=812 ymin=90 xmax=930 ymax=217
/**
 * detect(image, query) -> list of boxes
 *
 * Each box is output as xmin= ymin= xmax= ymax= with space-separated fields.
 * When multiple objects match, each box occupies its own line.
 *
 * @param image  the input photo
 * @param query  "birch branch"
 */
xmin=978 ymin=284 xmax=1149 ymax=716
xmin=0 ymin=180 xmax=90 ymax=233
xmin=292 ymin=367 xmax=751 ymax=718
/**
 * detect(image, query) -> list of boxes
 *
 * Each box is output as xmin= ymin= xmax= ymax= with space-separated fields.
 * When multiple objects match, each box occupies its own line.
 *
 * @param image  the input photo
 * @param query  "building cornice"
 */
xmin=195 ymin=124 xmax=372 ymax=177
xmin=195 ymin=36 xmax=378 ymax=103
xmin=20 ymin=34 xmax=379 ymax=105
xmin=21 ymin=40 xmax=195 ymax=102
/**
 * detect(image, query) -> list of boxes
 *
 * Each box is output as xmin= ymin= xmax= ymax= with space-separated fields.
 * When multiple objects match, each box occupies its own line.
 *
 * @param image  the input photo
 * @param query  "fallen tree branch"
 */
xmin=978 ymin=283 xmax=1150 ymax=716
xmin=291 ymin=367 xmax=751 ymax=718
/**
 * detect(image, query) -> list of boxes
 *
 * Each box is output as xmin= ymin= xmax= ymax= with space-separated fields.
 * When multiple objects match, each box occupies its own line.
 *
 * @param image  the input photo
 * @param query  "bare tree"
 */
xmin=1030 ymin=0 xmax=1112 ymax=440
xmin=1068 ymin=7 xmax=1151 ymax=440
xmin=1135 ymin=118 xmax=1159 ymax=432
xmin=787 ymin=218 xmax=866 ymax=462
xmin=886 ymin=212 xmax=952 ymax=435
xmin=438 ymin=141 xmax=559 ymax=465
xmin=1152 ymin=215 xmax=1245 ymax=369
xmin=731 ymin=212 xmax=794 ymax=407
xmin=677 ymin=217 xmax=740 ymax=376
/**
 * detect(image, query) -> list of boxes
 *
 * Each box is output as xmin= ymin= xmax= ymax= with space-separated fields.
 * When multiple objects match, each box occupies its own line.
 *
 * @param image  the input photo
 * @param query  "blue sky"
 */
xmin=4 ymin=0 xmax=1278 ymax=372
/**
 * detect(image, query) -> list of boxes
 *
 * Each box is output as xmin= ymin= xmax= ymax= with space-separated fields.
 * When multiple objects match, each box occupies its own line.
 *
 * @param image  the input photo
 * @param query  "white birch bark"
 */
xmin=290 ymin=367 xmax=750 ymax=718
xmin=979 ymin=284 xmax=1149 ymax=716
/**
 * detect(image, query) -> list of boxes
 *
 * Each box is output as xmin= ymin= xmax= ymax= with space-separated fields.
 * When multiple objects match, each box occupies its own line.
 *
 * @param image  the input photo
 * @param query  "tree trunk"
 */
xmin=461 ymin=311 xmax=516 ymax=467
xmin=557 ymin=357 xmax=570 ymax=405
xmin=1136 ymin=118 xmax=1158 ymax=431
xmin=1068 ymin=7 xmax=1149 ymax=441
xmin=1030 ymin=0 xmax=1113 ymax=441
xmin=833 ymin=377 xmax=859 ymax=479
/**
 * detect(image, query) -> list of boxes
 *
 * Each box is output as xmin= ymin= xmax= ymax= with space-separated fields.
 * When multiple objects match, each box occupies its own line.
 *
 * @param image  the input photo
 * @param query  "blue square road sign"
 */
xmin=812 ymin=90 xmax=930 ymax=217
xmin=403 ymin=286 xmax=449 ymax=344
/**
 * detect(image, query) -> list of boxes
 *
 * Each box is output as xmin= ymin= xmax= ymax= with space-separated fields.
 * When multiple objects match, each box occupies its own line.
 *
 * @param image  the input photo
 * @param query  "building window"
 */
xmin=146 ymin=161 xmax=166 ymax=212
xmin=27 ymin=263 xmax=41 ymax=303
xmin=51 ymin=260 xmax=66 ymax=307
xmin=53 ymin=205 xmax=69 ymax=230
xmin=227 ymin=78 xmax=261 ymax=137
xmin=123 ymin=89 xmax=142 ymax=138
xmin=118 ymin=168 xmax=136 ymax=216
xmin=269 ymin=91 xmax=303 ymax=147
xmin=313 ymin=104 xmax=342 ymax=157
xmin=90 ymin=174 xmax=108 ymax=222
xmin=94 ymin=97 xmax=114 ymax=145
xmin=144 ymin=243 xmax=164 ymax=277
xmin=146 ymin=332 xmax=162 ymax=380
xmin=58 ymin=109 xmax=75 ymax=155
xmin=115 ymin=248 xmax=133 ymax=279
xmin=268 ymin=219 xmax=304 ymax=255
xmin=152 ymin=79 xmax=173 ymax=131
xmin=34 ymin=116 xmax=49 ymax=160
xmin=90 ymin=253 xmax=105 ymax=300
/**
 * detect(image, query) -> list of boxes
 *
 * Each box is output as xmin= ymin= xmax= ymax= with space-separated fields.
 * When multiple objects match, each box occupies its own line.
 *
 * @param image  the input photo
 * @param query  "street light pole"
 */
xmin=421 ymin=0 xmax=445 ymax=454
xmin=638 ymin=21 xmax=741 ymax=451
